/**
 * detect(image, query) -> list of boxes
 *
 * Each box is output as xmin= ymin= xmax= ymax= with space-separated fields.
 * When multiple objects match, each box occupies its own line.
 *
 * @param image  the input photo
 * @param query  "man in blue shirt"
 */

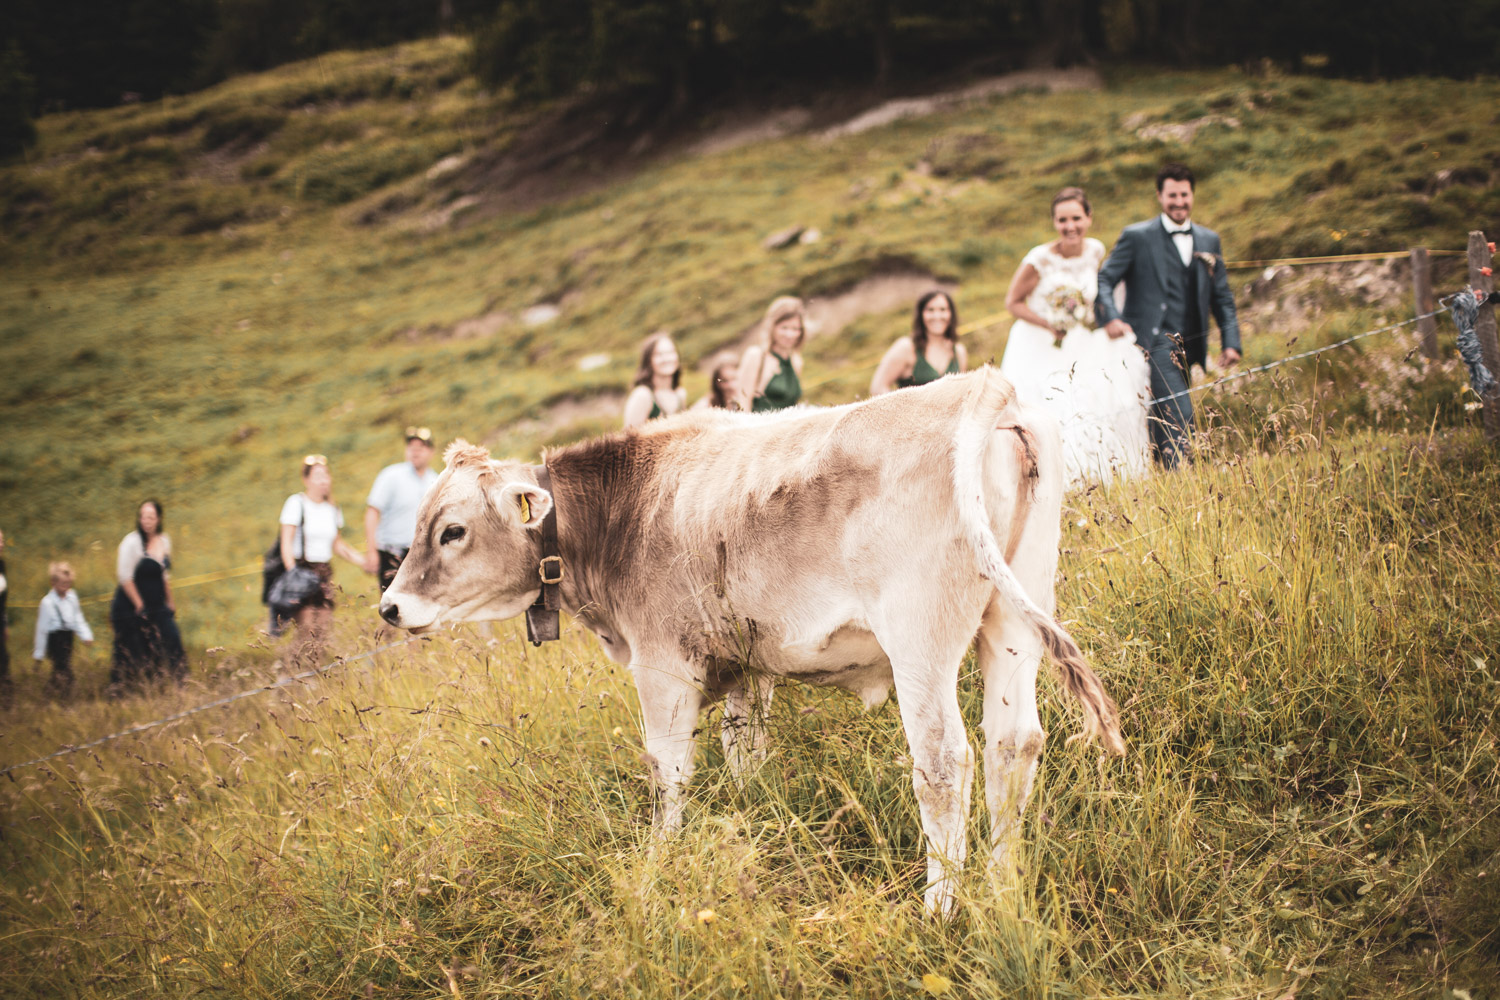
xmin=364 ymin=427 xmax=439 ymax=591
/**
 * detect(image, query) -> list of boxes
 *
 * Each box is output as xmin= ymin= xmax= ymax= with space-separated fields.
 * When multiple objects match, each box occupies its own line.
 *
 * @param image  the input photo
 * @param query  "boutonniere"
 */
xmin=1193 ymin=251 xmax=1219 ymax=274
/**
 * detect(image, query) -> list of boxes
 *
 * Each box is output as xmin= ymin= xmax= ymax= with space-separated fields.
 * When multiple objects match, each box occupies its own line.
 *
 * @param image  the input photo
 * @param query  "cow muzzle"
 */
xmin=379 ymin=601 xmax=403 ymax=627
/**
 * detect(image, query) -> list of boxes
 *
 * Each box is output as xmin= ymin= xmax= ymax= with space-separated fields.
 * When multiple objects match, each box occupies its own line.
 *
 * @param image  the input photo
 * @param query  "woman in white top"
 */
xmin=1000 ymin=186 xmax=1151 ymax=489
xmin=622 ymin=335 xmax=688 ymax=428
xmin=278 ymin=455 xmax=364 ymax=661
xmin=108 ymin=499 xmax=187 ymax=690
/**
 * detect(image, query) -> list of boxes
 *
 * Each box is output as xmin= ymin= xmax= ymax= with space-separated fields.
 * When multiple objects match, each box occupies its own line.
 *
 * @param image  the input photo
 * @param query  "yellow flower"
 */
xmin=612 ymin=727 xmax=624 ymax=738
xmin=696 ymin=908 xmax=716 ymax=924
xmin=921 ymin=973 xmax=953 ymax=995
xmin=353 ymin=826 xmax=365 ymax=834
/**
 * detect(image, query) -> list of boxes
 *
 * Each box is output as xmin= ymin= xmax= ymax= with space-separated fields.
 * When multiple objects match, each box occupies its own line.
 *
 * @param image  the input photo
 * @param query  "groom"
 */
xmin=1097 ymin=163 xmax=1241 ymax=468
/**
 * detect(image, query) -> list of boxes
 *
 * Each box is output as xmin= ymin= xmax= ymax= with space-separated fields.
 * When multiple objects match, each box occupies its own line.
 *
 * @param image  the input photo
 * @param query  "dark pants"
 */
xmin=45 ymin=630 xmax=74 ymax=698
xmin=378 ymin=549 xmax=407 ymax=592
xmin=1145 ymin=333 xmax=1194 ymax=470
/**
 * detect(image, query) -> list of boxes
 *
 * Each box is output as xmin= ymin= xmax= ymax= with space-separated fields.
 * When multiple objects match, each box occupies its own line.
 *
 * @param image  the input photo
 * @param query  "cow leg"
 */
xmin=881 ymin=629 xmax=976 ymax=917
xmin=721 ymin=673 xmax=774 ymax=785
xmin=634 ymin=662 xmax=706 ymax=835
xmin=977 ymin=593 xmax=1046 ymax=881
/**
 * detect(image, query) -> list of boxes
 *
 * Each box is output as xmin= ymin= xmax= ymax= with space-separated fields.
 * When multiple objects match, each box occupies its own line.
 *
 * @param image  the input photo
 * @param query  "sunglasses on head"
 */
xmin=405 ymin=426 xmax=433 ymax=443
xmin=302 ymin=454 xmax=328 ymax=469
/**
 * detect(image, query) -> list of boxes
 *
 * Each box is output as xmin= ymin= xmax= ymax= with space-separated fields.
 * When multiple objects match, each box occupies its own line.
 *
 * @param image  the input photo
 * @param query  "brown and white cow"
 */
xmin=380 ymin=367 xmax=1124 ymax=913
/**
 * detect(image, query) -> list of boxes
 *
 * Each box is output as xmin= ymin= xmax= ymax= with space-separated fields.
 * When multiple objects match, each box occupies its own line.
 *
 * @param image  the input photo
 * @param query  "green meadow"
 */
xmin=1 ymin=37 xmax=1498 ymax=997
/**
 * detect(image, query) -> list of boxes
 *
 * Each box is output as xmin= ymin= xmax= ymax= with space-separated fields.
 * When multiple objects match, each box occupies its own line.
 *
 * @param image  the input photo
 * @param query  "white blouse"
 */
xmin=116 ymin=532 xmax=173 ymax=585
xmin=279 ymin=494 xmax=344 ymax=563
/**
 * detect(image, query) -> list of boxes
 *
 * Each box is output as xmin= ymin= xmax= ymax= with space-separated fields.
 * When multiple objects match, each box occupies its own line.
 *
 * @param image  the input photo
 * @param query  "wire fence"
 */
xmin=0 ymin=247 xmax=1482 ymax=776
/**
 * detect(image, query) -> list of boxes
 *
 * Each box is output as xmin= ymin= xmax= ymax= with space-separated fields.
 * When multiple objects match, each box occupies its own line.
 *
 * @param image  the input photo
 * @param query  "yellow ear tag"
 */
xmin=518 ymin=494 xmax=531 ymax=524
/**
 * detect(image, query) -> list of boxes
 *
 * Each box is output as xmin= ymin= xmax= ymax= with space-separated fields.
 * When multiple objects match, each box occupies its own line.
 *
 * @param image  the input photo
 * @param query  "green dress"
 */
xmin=896 ymin=349 xmax=960 ymax=388
xmin=752 ymin=352 xmax=801 ymax=412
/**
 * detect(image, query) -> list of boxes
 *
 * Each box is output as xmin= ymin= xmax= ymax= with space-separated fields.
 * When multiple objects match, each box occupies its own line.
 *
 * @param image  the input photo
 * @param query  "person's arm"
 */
xmin=70 ymin=594 xmax=93 ymax=644
xmin=870 ymin=338 xmax=916 ymax=396
xmin=955 ymin=343 xmax=969 ymax=373
xmin=117 ymin=536 xmax=145 ymax=613
xmin=622 ymin=385 xmax=654 ymax=428
xmin=280 ymin=524 xmax=297 ymax=571
xmin=791 ymin=352 xmax=803 ymax=377
xmin=1004 ymin=262 xmax=1057 ymax=333
xmin=736 ymin=347 xmax=765 ymax=410
xmin=1208 ymin=234 xmax=1242 ymax=366
xmin=363 ymin=506 xmax=382 ymax=574
xmin=33 ymin=595 xmax=51 ymax=660
xmin=333 ymin=535 xmax=365 ymax=568
xmin=1096 ymin=231 xmax=1134 ymax=334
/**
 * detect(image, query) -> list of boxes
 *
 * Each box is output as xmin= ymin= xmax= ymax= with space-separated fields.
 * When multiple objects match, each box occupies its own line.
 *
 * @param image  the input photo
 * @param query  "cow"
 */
xmin=380 ymin=367 xmax=1125 ymax=914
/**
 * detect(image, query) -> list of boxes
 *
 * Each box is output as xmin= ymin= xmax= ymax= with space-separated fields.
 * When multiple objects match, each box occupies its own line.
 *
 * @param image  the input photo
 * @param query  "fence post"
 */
xmin=1410 ymin=247 xmax=1439 ymax=359
xmin=1468 ymin=231 xmax=1500 ymax=444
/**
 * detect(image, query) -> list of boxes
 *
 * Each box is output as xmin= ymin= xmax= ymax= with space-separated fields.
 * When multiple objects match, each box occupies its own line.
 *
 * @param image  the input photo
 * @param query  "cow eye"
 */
xmin=440 ymin=525 xmax=466 ymax=545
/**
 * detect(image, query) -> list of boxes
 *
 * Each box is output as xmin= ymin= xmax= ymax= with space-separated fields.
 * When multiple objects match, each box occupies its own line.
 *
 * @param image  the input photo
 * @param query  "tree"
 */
xmin=0 ymin=40 xmax=36 ymax=157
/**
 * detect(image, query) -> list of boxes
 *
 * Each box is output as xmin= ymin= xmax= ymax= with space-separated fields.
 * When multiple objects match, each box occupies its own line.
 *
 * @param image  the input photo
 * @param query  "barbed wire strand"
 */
xmin=0 ymin=634 xmax=425 ymax=778
xmin=1146 ymin=298 xmax=1454 ymax=407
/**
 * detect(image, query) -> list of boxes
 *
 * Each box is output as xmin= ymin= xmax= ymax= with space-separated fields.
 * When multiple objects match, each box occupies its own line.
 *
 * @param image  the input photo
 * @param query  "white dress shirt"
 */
xmin=33 ymin=588 xmax=94 ymax=659
xmin=1160 ymin=213 xmax=1194 ymax=266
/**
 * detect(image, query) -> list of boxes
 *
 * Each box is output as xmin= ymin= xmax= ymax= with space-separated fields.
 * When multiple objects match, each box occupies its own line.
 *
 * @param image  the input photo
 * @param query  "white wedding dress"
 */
xmin=999 ymin=238 xmax=1151 ymax=490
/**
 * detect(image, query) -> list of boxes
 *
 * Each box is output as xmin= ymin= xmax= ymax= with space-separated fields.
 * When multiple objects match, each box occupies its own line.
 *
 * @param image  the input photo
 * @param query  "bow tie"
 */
xmin=1165 ymin=223 xmax=1192 ymax=235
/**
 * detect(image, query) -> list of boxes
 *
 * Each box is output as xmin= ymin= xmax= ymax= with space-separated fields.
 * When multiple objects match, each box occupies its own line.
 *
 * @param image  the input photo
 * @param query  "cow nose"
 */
xmin=380 ymin=602 xmax=401 ymax=626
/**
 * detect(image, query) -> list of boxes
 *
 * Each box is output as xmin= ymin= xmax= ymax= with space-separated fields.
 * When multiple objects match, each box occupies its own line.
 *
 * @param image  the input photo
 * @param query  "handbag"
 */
xmin=261 ymin=496 xmax=304 ymax=604
xmin=267 ymin=565 xmax=322 ymax=613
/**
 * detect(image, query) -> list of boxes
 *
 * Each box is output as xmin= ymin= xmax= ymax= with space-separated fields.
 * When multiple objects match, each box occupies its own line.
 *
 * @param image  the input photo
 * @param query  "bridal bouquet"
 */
xmin=1044 ymin=286 xmax=1092 ymax=348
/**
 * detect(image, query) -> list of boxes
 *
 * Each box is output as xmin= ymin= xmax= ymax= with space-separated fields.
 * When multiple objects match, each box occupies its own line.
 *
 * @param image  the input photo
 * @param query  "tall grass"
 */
xmin=2 ymin=396 xmax=1496 ymax=997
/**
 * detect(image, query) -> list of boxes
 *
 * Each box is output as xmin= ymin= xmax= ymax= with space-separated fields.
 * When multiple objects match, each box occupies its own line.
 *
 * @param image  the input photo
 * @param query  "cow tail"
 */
xmin=952 ymin=368 xmax=1127 ymax=757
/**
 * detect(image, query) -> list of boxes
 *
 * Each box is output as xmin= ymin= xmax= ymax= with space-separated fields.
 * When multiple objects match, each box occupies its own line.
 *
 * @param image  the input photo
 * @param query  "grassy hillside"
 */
xmin=1 ymin=37 xmax=1498 ymax=998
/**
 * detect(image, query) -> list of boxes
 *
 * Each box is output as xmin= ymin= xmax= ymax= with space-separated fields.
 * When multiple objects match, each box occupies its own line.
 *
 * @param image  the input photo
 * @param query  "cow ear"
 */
xmin=493 ymin=481 xmax=552 ymax=530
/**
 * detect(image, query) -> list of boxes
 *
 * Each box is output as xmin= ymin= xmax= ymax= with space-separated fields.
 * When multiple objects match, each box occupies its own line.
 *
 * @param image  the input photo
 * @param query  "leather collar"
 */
xmin=524 ymin=464 xmax=563 ymax=645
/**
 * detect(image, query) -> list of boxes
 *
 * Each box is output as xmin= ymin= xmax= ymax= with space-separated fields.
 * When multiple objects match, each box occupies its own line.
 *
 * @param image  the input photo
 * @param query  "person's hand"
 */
xmin=364 ymin=551 xmax=379 ymax=574
xmin=166 ymin=600 xmax=176 ymax=613
xmin=1104 ymin=319 xmax=1132 ymax=340
xmin=1218 ymin=348 xmax=1242 ymax=369
xmin=135 ymin=604 xmax=148 ymax=618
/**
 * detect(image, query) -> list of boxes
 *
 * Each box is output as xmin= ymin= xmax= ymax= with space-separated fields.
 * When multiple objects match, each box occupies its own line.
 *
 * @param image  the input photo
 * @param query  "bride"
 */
xmin=999 ymin=187 xmax=1151 ymax=490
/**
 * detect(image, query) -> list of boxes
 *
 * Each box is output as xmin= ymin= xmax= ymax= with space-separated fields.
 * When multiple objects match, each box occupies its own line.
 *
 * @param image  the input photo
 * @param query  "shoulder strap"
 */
xmin=524 ymin=465 xmax=563 ymax=645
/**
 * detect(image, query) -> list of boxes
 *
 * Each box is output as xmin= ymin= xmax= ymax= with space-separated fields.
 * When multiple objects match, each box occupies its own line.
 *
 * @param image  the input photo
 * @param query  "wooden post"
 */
xmin=1410 ymin=247 xmax=1439 ymax=359
xmin=1467 ymin=231 xmax=1500 ymax=444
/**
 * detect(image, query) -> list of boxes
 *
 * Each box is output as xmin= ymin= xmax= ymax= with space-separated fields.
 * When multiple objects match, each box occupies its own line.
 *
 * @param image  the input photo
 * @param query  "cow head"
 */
xmin=379 ymin=440 xmax=553 ymax=633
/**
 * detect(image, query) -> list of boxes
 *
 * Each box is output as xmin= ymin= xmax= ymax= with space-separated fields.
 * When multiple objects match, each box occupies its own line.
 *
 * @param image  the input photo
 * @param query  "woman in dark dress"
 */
xmin=737 ymin=296 xmax=806 ymax=412
xmin=868 ymin=290 xmax=967 ymax=395
xmin=109 ymin=499 xmax=186 ymax=691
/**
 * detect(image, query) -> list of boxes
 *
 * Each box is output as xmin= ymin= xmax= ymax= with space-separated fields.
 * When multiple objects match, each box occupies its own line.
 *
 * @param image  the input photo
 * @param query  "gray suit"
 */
xmin=1097 ymin=217 xmax=1240 ymax=467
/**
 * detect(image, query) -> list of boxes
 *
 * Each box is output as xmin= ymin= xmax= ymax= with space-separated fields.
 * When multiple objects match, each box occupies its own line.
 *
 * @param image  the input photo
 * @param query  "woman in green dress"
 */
xmin=737 ymin=296 xmax=806 ymax=412
xmin=868 ymin=290 xmax=968 ymax=395
xmin=623 ymin=334 xmax=688 ymax=428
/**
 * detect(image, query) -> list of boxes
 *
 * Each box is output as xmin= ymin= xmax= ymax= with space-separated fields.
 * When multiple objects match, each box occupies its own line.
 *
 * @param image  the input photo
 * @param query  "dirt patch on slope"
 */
xmin=820 ymin=66 xmax=1101 ymax=141
xmin=485 ymin=391 xmax=626 ymax=452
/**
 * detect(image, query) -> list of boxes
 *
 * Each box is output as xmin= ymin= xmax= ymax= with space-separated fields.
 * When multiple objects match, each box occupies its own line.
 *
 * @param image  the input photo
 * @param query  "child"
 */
xmin=33 ymin=561 xmax=93 ymax=698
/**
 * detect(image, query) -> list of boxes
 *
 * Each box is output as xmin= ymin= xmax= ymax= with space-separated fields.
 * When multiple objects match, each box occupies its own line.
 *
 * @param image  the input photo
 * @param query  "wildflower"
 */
xmin=697 ymin=908 xmax=716 ymax=924
xmin=612 ymin=727 xmax=624 ymax=737
xmin=478 ymin=737 xmax=492 ymax=748
xmin=353 ymin=826 xmax=365 ymax=834
xmin=921 ymin=973 xmax=953 ymax=995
